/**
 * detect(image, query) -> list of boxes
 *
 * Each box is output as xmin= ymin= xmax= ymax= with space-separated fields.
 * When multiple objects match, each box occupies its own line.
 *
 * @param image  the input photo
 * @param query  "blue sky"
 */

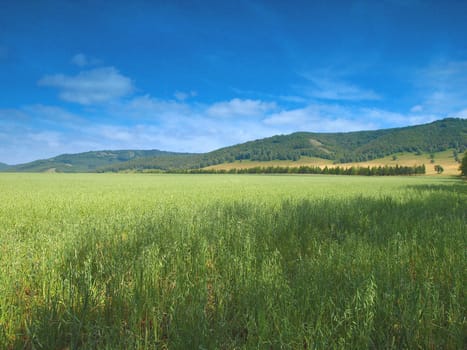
xmin=1 ymin=0 xmax=466 ymax=164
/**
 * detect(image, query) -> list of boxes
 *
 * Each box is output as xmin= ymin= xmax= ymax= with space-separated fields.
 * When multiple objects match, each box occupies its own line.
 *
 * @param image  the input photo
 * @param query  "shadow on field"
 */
xmin=15 ymin=184 xmax=466 ymax=349
xmin=406 ymin=180 xmax=467 ymax=195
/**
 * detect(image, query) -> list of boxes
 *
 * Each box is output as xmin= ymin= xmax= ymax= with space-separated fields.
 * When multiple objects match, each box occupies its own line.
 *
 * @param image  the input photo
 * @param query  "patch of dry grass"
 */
xmin=206 ymin=150 xmax=461 ymax=175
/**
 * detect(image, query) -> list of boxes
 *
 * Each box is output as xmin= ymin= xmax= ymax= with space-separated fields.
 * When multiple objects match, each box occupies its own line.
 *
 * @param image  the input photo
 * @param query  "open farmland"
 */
xmin=0 ymin=173 xmax=465 ymax=349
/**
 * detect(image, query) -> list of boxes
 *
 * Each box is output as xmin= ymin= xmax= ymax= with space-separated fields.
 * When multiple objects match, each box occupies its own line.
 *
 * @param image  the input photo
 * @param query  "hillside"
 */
xmin=100 ymin=118 xmax=467 ymax=172
xmin=6 ymin=150 xmax=193 ymax=173
xmin=198 ymin=118 xmax=466 ymax=165
xmin=0 ymin=162 xmax=10 ymax=170
xmin=4 ymin=118 xmax=467 ymax=173
xmin=206 ymin=149 xmax=462 ymax=176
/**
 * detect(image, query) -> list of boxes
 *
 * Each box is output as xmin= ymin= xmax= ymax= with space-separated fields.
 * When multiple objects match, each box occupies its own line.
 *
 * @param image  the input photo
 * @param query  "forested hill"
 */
xmin=199 ymin=118 xmax=466 ymax=164
xmin=100 ymin=118 xmax=467 ymax=171
xmin=5 ymin=150 xmax=194 ymax=172
xmin=0 ymin=162 xmax=10 ymax=170
xmin=4 ymin=118 xmax=467 ymax=172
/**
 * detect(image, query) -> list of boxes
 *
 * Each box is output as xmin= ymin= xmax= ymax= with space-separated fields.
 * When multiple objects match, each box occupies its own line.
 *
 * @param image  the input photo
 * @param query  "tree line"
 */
xmin=461 ymin=152 xmax=467 ymax=177
xmin=175 ymin=164 xmax=426 ymax=176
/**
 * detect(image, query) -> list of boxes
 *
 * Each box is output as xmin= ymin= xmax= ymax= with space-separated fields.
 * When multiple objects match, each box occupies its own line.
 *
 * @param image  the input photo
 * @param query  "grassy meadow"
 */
xmin=0 ymin=173 xmax=465 ymax=349
xmin=207 ymin=149 xmax=462 ymax=176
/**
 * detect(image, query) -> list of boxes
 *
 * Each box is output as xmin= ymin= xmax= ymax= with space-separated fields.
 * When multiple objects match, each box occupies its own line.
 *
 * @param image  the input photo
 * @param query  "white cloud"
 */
xmin=206 ymin=98 xmax=277 ymax=118
xmin=28 ymin=131 xmax=62 ymax=148
xmin=96 ymin=126 xmax=134 ymax=142
xmin=263 ymin=107 xmax=310 ymax=126
xmin=0 ymin=119 xmax=65 ymax=164
xmin=71 ymin=53 xmax=88 ymax=67
xmin=306 ymin=77 xmax=381 ymax=101
xmin=410 ymin=105 xmax=423 ymax=113
xmin=263 ymin=103 xmax=438 ymax=133
xmin=174 ymin=90 xmax=197 ymax=101
xmin=447 ymin=109 xmax=467 ymax=119
xmin=23 ymin=105 xmax=86 ymax=126
xmin=38 ymin=67 xmax=134 ymax=105
xmin=279 ymin=95 xmax=308 ymax=103
xmin=423 ymin=61 xmax=467 ymax=84
xmin=0 ymin=90 xmax=457 ymax=165
xmin=264 ymin=104 xmax=378 ymax=132
xmin=0 ymin=108 xmax=30 ymax=121
xmin=360 ymin=107 xmax=437 ymax=126
xmin=113 ymin=95 xmax=193 ymax=123
xmin=71 ymin=53 xmax=100 ymax=67
xmin=415 ymin=60 xmax=467 ymax=113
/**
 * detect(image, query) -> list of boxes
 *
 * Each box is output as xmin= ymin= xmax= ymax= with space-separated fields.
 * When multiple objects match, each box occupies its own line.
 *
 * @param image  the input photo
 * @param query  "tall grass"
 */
xmin=0 ymin=174 xmax=465 ymax=349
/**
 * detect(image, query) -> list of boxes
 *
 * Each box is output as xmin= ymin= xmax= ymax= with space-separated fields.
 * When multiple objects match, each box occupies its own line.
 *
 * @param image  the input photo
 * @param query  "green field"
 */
xmin=0 ymin=173 xmax=465 ymax=349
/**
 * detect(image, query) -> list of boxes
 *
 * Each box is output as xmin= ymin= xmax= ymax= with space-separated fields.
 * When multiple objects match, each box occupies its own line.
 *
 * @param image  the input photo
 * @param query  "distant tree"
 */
xmin=434 ymin=165 xmax=444 ymax=174
xmin=453 ymin=150 xmax=459 ymax=162
xmin=460 ymin=152 xmax=467 ymax=176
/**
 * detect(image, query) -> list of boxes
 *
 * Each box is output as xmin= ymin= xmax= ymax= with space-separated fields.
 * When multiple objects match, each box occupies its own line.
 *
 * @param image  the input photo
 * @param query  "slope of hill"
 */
xmin=4 ymin=118 xmax=467 ymax=173
xmin=206 ymin=149 xmax=462 ymax=176
xmin=6 ymin=150 xmax=193 ymax=173
xmin=97 ymin=153 xmax=207 ymax=172
xmin=0 ymin=162 xmax=10 ymax=170
xmin=199 ymin=118 xmax=466 ymax=165
xmin=100 ymin=118 xmax=467 ymax=171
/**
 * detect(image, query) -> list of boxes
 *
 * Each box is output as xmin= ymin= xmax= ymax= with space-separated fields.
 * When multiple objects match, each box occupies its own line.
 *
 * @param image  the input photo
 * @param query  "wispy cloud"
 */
xmin=414 ymin=60 xmax=467 ymax=114
xmin=359 ymin=107 xmax=437 ymax=126
xmin=206 ymin=98 xmax=277 ymax=118
xmin=38 ymin=67 xmax=134 ymax=105
xmin=174 ymin=90 xmax=197 ymax=101
xmin=0 ymin=108 xmax=30 ymax=122
xmin=70 ymin=53 xmax=101 ymax=67
xmin=0 ymin=95 xmax=455 ymax=164
xmin=23 ymin=105 xmax=87 ymax=126
xmin=263 ymin=103 xmax=438 ymax=132
xmin=263 ymin=104 xmax=378 ymax=132
xmin=447 ymin=108 xmax=467 ymax=119
xmin=231 ymin=87 xmax=307 ymax=105
xmin=28 ymin=131 xmax=62 ymax=148
xmin=113 ymin=95 xmax=193 ymax=122
xmin=410 ymin=105 xmax=423 ymax=113
xmin=96 ymin=125 xmax=134 ymax=142
xmin=4 ymin=57 xmax=466 ymax=164
xmin=278 ymin=95 xmax=308 ymax=103
xmin=305 ymin=77 xmax=381 ymax=101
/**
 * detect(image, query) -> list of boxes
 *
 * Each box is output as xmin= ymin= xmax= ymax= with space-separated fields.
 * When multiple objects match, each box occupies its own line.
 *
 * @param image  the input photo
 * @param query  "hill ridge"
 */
xmin=4 ymin=118 xmax=466 ymax=173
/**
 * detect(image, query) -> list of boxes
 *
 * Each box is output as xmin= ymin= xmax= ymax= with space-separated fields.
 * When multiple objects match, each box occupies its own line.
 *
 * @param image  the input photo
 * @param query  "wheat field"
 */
xmin=0 ymin=173 xmax=465 ymax=349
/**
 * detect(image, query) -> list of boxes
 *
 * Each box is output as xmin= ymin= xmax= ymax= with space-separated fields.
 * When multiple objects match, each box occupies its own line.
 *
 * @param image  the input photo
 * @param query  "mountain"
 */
xmin=6 ymin=150 xmax=193 ymax=173
xmin=4 ymin=118 xmax=467 ymax=173
xmin=100 ymin=118 xmax=467 ymax=172
xmin=0 ymin=162 xmax=10 ymax=170
xmin=200 ymin=117 xmax=466 ymax=164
